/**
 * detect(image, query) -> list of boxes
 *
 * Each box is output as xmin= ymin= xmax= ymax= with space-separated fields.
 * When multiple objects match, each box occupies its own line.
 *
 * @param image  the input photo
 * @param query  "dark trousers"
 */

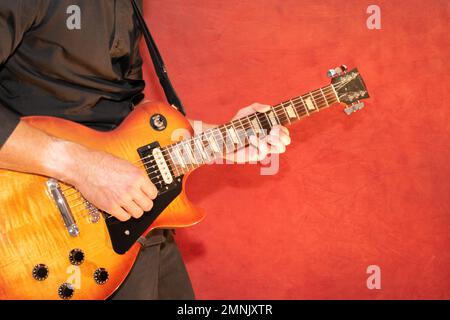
xmin=111 ymin=229 xmax=195 ymax=300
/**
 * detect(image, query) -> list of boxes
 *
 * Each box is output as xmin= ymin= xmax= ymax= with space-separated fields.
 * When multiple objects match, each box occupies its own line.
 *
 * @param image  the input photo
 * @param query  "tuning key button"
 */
xmin=58 ymin=283 xmax=75 ymax=300
xmin=32 ymin=264 xmax=49 ymax=281
xmin=93 ymin=268 xmax=109 ymax=285
xmin=69 ymin=248 xmax=85 ymax=265
xmin=327 ymin=69 xmax=337 ymax=78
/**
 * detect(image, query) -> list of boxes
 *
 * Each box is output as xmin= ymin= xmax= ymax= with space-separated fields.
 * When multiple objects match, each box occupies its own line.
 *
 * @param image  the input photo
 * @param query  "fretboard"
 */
xmin=160 ymin=83 xmax=339 ymax=178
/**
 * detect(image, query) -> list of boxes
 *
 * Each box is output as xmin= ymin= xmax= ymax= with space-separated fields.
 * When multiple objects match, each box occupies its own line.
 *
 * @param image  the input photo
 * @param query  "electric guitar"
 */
xmin=0 ymin=66 xmax=369 ymax=299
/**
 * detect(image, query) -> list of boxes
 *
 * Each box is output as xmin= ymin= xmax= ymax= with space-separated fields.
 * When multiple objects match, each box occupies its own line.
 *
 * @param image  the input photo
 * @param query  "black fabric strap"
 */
xmin=130 ymin=0 xmax=186 ymax=115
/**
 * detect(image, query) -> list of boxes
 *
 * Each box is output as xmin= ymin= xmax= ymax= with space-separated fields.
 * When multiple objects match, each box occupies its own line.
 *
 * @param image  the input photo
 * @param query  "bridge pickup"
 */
xmin=47 ymin=179 xmax=79 ymax=237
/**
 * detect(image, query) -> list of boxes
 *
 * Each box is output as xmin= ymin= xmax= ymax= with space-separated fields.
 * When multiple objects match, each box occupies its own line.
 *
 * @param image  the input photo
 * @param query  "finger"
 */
xmin=121 ymin=200 xmax=144 ymax=219
xmin=270 ymin=125 xmax=290 ymax=137
xmin=251 ymin=103 xmax=272 ymax=113
xmin=270 ymin=126 xmax=291 ymax=145
xmin=270 ymin=130 xmax=291 ymax=146
xmin=234 ymin=103 xmax=272 ymax=119
xmin=109 ymin=206 xmax=131 ymax=222
xmin=140 ymin=178 xmax=158 ymax=200
xmin=254 ymin=138 xmax=269 ymax=160
xmin=266 ymin=135 xmax=286 ymax=153
xmin=247 ymin=144 xmax=260 ymax=162
xmin=133 ymin=190 xmax=154 ymax=212
xmin=277 ymin=125 xmax=290 ymax=136
xmin=248 ymin=134 xmax=259 ymax=148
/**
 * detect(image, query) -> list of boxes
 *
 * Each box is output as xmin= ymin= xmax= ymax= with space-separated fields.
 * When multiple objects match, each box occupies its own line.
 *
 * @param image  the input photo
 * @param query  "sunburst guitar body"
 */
xmin=0 ymin=101 xmax=205 ymax=300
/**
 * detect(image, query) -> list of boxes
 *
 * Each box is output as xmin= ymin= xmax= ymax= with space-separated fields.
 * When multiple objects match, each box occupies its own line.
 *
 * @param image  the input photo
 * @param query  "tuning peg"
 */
xmin=327 ymin=65 xmax=348 ymax=78
xmin=327 ymin=69 xmax=337 ymax=78
xmin=344 ymin=101 xmax=365 ymax=115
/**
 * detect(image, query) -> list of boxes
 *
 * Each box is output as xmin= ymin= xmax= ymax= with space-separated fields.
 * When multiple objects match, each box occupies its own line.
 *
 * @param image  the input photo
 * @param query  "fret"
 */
xmin=191 ymin=139 xmax=203 ymax=165
xmin=254 ymin=114 xmax=263 ymax=133
xmin=262 ymin=112 xmax=272 ymax=129
xmin=206 ymin=130 xmax=221 ymax=153
xmin=215 ymin=127 xmax=225 ymax=154
xmin=238 ymin=117 xmax=252 ymax=136
xmin=166 ymin=147 xmax=181 ymax=177
xmin=279 ymin=103 xmax=291 ymax=124
xmin=306 ymin=95 xmax=315 ymax=111
xmin=289 ymin=99 xmax=301 ymax=119
xmin=238 ymin=116 xmax=254 ymax=139
xmin=226 ymin=124 xmax=241 ymax=145
xmin=312 ymin=90 xmax=322 ymax=108
xmin=181 ymin=141 xmax=196 ymax=168
xmin=235 ymin=118 xmax=249 ymax=146
xmin=325 ymin=86 xmax=337 ymax=105
xmin=194 ymin=137 xmax=208 ymax=162
xmin=200 ymin=133 xmax=215 ymax=160
xmin=250 ymin=115 xmax=262 ymax=135
xmin=252 ymin=113 xmax=266 ymax=138
xmin=219 ymin=126 xmax=235 ymax=154
xmin=173 ymin=144 xmax=186 ymax=169
xmin=266 ymin=110 xmax=278 ymax=127
xmin=320 ymin=87 xmax=329 ymax=106
xmin=331 ymin=84 xmax=340 ymax=103
xmin=308 ymin=92 xmax=319 ymax=112
xmin=270 ymin=108 xmax=281 ymax=126
xmin=284 ymin=101 xmax=297 ymax=120
xmin=257 ymin=112 xmax=271 ymax=137
xmin=299 ymin=96 xmax=310 ymax=116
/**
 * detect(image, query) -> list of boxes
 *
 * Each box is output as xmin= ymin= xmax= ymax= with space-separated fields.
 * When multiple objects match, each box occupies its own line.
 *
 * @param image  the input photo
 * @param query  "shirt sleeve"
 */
xmin=0 ymin=0 xmax=44 ymax=148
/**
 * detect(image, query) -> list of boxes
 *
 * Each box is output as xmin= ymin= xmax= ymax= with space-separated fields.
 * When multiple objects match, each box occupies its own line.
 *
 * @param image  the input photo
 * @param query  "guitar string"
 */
xmin=61 ymin=85 xmax=347 ymax=206
xmin=63 ymin=78 xmax=357 ymax=217
xmin=61 ymin=78 xmax=350 ymax=197
xmin=61 ymin=90 xmax=322 ymax=200
xmin=131 ymin=81 xmax=348 ymax=166
xmin=60 ymin=80 xmax=353 ymax=205
xmin=65 ymin=94 xmax=346 ymax=213
xmin=60 ymin=81 xmax=347 ymax=196
xmin=66 ymin=93 xmax=350 ymax=217
xmin=65 ymin=97 xmax=317 ymax=213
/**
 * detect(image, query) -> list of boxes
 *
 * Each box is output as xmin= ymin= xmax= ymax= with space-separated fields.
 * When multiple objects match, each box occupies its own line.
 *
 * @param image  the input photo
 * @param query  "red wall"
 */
xmin=142 ymin=0 xmax=450 ymax=299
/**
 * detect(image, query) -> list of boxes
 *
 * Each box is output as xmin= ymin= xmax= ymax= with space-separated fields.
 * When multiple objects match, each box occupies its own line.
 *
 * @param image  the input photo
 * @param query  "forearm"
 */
xmin=0 ymin=120 xmax=87 ymax=184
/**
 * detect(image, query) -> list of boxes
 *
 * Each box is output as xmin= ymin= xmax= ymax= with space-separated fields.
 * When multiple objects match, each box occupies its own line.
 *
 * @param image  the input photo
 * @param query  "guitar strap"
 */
xmin=130 ymin=0 xmax=186 ymax=115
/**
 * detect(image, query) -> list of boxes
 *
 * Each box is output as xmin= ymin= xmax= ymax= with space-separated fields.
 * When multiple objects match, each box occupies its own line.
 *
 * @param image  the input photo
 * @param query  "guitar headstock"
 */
xmin=328 ymin=66 xmax=369 ymax=115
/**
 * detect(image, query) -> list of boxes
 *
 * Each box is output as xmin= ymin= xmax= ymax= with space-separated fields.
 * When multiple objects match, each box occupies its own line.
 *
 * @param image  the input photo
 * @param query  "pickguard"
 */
xmin=105 ymin=178 xmax=183 ymax=254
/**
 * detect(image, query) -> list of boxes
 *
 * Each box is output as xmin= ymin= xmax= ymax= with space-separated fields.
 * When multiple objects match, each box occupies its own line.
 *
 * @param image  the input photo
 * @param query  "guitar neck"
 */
xmin=161 ymin=83 xmax=340 ymax=177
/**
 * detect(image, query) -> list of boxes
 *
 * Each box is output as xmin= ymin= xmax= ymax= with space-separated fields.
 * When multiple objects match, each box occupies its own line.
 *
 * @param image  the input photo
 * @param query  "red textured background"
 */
xmin=142 ymin=0 xmax=450 ymax=299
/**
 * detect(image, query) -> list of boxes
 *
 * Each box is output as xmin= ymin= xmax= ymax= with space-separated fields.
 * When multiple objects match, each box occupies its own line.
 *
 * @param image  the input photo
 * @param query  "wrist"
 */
xmin=43 ymin=137 xmax=85 ymax=185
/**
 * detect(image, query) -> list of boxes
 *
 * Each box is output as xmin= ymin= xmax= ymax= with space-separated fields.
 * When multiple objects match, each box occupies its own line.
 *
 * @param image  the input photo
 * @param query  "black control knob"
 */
xmin=93 ymin=268 xmax=109 ymax=285
xmin=58 ymin=283 xmax=74 ymax=300
xmin=69 ymin=248 xmax=85 ymax=265
xmin=32 ymin=264 xmax=49 ymax=281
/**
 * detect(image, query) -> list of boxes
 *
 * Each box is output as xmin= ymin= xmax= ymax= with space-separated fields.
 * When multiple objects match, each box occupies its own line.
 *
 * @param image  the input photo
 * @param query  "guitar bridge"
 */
xmin=47 ymin=179 xmax=79 ymax=237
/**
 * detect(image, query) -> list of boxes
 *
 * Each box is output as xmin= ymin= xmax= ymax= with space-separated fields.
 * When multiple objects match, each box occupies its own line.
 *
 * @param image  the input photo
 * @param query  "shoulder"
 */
xmin=0 ymin=0 xmax=50 ymax=26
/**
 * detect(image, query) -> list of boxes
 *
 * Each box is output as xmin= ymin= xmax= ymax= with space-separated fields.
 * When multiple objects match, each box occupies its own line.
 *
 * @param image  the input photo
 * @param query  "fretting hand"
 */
xmin=225 ymin=103 xmax=291 ymax=163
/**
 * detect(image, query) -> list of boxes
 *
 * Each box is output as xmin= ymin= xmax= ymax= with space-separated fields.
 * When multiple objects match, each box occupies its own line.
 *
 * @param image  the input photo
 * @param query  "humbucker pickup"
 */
xmin=137 ymin=142 xmax=181 ymax=194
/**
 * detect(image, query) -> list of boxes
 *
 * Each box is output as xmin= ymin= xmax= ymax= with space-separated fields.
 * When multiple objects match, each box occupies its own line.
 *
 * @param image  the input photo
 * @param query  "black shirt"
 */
xmin=0 ymin=0 xmax=145 ymax=147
